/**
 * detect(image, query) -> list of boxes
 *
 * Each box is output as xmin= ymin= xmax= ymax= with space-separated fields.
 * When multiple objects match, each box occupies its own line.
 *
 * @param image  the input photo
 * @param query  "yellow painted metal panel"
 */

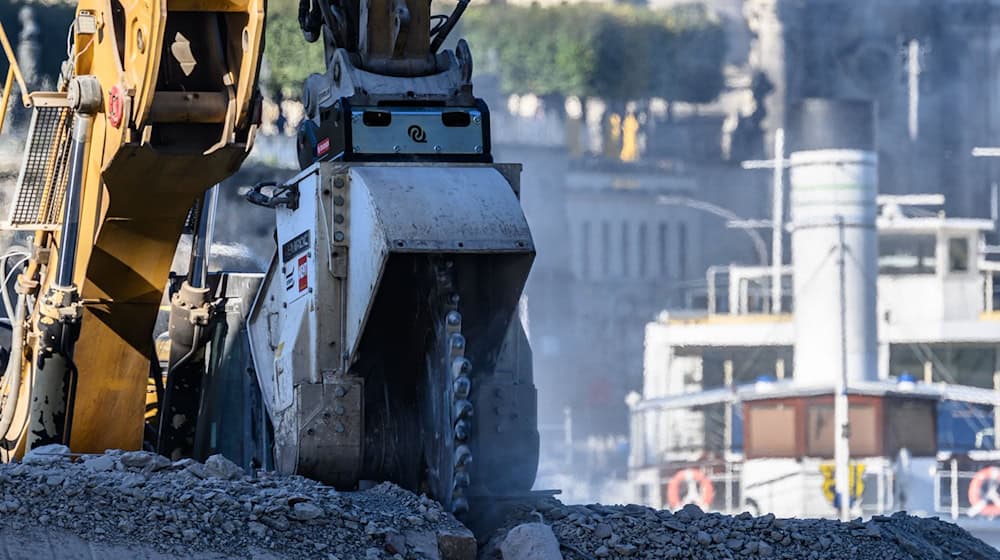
xmin=168 ymin=0 xmax=251 ymax=11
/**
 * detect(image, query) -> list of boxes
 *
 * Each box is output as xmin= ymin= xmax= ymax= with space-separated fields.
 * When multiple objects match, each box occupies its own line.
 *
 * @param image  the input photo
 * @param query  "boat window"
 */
xmin=937 ymin=400 xmax=993 ymax=453
xmin=948 ymin=237 xmax=969 ymax=272
xmin=879 ymin=233 xmax=936 ymax=275
xmin=806 ymin=404 xmax=834 ymax=456
xmin=730 ymin=403 xmax=744 ymax=453
xmin=889 ymin=344 xmax=996 ymax=388
xmin=885 ymin=398 xmax=936 ymax=456
xmin=805 ymin=403 xmax=878 ymax=457
xmin=746 ymin=403 xmax=796 ymax=457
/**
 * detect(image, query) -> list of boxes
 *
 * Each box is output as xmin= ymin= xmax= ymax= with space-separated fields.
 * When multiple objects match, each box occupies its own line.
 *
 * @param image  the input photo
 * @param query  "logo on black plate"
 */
xmin=408 ymin=125 xmax=427 ymax=143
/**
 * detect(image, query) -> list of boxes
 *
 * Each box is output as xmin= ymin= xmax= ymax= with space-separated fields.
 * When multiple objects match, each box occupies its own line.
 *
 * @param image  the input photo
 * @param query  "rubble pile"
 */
xmin=4 ymin=445 xmax=999 ymax=560
xmin=0 ymin=446 xmax=475 ymax=560
xmin=485 ymin=500 xmax=1000 ymax=560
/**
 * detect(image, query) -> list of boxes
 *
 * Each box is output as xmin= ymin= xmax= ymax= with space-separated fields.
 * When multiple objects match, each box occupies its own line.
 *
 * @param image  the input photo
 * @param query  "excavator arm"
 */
xmin=0 ymin=0 xmax=541 ymax=519
xmin=0 ymin=0 xmax=264 ymax=459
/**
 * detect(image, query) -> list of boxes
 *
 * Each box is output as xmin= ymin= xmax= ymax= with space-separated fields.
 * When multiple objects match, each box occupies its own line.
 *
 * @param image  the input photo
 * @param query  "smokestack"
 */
xmin=788 ymin=99 xmax=878 ymax=386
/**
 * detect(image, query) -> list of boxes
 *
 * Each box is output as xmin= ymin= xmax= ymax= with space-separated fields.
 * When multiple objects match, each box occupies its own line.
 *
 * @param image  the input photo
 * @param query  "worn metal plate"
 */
xmin=351 ymin=107 xmax=485 ymax=155
xmin=345 ymin=165 xmax=533 ymax=358
xmin=293 ymin=379 xmax=363 ymax=486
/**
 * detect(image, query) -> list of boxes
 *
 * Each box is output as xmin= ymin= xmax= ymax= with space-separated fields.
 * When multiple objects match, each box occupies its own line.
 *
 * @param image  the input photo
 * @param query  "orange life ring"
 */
xmin=667 ymin=468 xmax=715 ymax=510
xmin=968 ymin=466 xmax=1000 ymax=518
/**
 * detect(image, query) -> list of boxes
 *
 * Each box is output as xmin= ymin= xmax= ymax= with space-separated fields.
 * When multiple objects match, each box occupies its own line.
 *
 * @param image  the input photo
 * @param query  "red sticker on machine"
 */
xmin=298 ymin=254 xmax=309 ymax=292
xmin=317 ymin=138 xmax=330 ymax=156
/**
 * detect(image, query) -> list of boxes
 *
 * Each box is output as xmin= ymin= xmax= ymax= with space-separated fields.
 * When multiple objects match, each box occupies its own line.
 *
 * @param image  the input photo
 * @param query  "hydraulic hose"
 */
xmin=55 ymin=114 xmax=93 ymax=288
xmin=429 ymin=0 xmax=468 ymax=53
xmin=0 ymin=290 xmax=28 ymax=439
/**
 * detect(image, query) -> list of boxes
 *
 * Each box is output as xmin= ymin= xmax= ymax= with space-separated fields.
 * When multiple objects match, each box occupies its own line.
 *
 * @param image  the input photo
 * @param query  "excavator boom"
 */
xmin=0 ymin=0 xmax=541 ymax=518
xmin=0 ymin=0 xmax=263 ymax=458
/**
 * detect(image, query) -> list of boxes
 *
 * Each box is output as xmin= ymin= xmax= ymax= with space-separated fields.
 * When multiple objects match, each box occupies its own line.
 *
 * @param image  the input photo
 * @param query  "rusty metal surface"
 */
xmin=292 ymin=378 xmax=364 ymax=486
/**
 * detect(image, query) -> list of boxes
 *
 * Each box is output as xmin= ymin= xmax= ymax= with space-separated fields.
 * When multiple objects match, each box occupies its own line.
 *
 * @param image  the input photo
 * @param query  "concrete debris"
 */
xmin=21 ymin=444 xmax=71 ymax=465
xmin=481 ymin=500 xmax=1000 ymax=560
xmin=0 ymin=450 xmax=474 ymax=560
xmin=437 ymin=527 xmax=479 ymax=560
xmin=5 ymin=449 xmax=999 ymax=560
xmin=499 ymin=523 xmax=563 ymax=560
xmin=204 ymin=454 xmax=245 ymax=481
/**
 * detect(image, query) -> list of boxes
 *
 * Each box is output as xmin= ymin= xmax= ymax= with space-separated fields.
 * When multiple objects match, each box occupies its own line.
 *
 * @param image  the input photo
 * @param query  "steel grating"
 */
xmin=6 ymin=106 xmax=73 ymax=230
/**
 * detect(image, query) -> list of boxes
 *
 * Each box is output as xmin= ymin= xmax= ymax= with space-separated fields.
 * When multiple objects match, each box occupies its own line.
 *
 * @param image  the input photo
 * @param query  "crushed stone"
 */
xmin=0 ymin=446 xmax=474 ymax=560
xmin=480 ymin=500 xmax=1000 ymax=560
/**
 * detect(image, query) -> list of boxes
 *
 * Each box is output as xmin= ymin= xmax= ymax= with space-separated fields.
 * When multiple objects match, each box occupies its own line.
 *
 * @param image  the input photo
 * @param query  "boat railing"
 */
xmin=982 ymin=264 xmax=1000 ymax=314
xmin=737 ymin=463 xmax=896 ymax=518
xmin=653 ymin=460 xmax=898 ymax=517
xmin=706 ymin=265 xmax=794 ymax=316
xmin=933 ymin=458 xmax=1000 ymax=520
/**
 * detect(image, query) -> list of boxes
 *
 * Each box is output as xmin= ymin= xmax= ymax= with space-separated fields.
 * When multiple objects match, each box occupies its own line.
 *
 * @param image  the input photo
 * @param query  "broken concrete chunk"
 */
xmin=500 ymin=523 xmax=564 ymax=560
xmin=437 ymin=526 xmax=477 ymax=560
xmin=22 ymin=444 xmax=71 ymax=465
xmin=204 ymin=454 xmax=244 ymax=480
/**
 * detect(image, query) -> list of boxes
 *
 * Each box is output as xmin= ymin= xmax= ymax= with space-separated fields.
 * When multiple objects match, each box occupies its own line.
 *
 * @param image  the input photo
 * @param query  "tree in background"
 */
xmin=462 ymin=3 xmax=726 ymax=104
xmin=462 ymin=3 xmax=727 ymax=161
xmin=262 ymin=0 xmax=325 ymax=100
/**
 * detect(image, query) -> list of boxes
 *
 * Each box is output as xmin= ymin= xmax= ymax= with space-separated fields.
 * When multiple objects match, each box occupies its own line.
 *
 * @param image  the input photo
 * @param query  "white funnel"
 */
xmin=789 ymin=99 xmax=879 ymax=386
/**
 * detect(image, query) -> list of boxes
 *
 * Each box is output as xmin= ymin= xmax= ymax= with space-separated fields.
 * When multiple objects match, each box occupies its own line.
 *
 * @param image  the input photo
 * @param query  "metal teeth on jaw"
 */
xmin=451 ymin=357 xmax=471 ymax=379
xmin=438 ymin=285 xmax=473 ymax=516
xmin=454 ymin=399 xmax=473 ymax=420
xmin=454 ymin=419 xmax=471 ymax=441
xmin=454 ymin=444 xmax=472 ymax=468
xmin=453 ymin=376 xmax=471 ymax=400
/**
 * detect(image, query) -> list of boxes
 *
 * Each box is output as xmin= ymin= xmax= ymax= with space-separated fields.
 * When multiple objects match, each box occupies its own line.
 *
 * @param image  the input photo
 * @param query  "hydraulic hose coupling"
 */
xmin=66 ymin=75 xmax=102 ymax=115
xmin=38 ymin=284 xmax=83 ymax=326
xmin=37 ymin=285 xmax=84 ymax=352
xmin=168 ymin=281 xmax=217 ymax=345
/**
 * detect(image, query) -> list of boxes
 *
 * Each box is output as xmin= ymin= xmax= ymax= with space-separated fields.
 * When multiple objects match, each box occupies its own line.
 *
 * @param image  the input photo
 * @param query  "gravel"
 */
xmin=481 ymin=500 xmax=1000 ymax=560
xmin=0 ymin=445 xmax=475 ymax=560
xmin=5 ymin=445 xmax=1000 ymax=560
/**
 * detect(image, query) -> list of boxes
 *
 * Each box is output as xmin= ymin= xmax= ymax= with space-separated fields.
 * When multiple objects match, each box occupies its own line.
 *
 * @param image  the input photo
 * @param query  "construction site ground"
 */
xmin=0 ymin=446 xmax=997 ymax=560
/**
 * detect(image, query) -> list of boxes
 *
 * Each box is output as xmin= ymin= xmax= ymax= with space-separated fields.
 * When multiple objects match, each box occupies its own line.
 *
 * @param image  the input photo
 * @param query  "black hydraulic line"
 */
xmin=55 ymin=114 xmax=93 ymax=288
xmin=168 ymin=324 xmax=203 ymax=377
xmin=429 ymin=0 xmax=468 ymax=53
xmin=188 ymin=202 xmax=207 ymax=289
xmin=188 ymin=185 xmax=219 ymax=290
xmin=156 ymin=322 xmax=203 ymax=457
xmin=186 ymin=198 xmax=203 ymax=286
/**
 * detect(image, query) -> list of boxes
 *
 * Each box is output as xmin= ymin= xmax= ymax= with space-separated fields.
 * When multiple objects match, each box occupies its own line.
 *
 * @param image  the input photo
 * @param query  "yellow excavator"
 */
xmin=0 ymin=0 xmax=540 ymax=516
